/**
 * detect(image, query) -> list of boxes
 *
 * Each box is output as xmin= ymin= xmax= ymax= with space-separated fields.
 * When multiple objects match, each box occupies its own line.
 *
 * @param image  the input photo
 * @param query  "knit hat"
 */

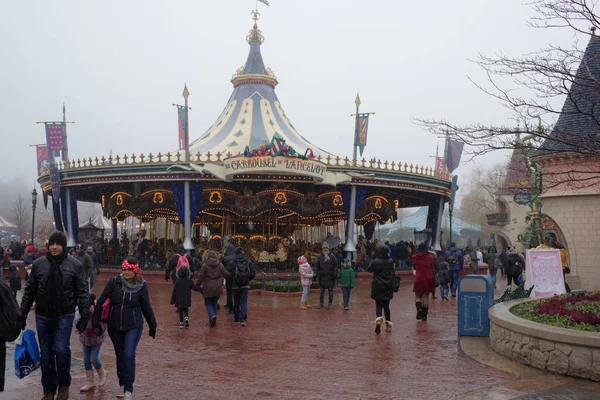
xmin=322 ymin=242 xmax=330 ymax=249
xmin=298 ymin=255 xmax=307 ymax=265
xmin=48 ymin=231 xmax=67 ymax=250
xmin=343 ymin=258 xmax=350 ymax=264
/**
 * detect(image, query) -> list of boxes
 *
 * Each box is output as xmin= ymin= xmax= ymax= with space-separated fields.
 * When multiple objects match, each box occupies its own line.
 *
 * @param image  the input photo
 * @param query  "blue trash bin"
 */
xmin=457 ymin=274 xmax=493 ymax=337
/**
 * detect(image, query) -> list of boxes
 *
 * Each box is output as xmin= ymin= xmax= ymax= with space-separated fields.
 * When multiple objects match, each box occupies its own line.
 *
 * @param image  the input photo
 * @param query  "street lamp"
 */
xmin=31 ymin=187 xmax=38 ymax=245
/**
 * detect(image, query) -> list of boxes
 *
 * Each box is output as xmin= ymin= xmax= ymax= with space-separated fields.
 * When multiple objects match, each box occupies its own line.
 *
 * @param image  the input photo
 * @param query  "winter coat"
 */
xmin=8 ymin=265 xmax=21 ymax=291
xmin=438 ymin=262 xmax=451 ymax=286
xmin=298 ymin=262 xmax=313 ymax=287
xmin=338 ymin=266 xmax=355 ymax=288
xmin=78 ymin=301 xmax=106 ymax=347
xmin=196 ymin=256 xmax=231 ymax=298
xmin=20 ymin=254 xmax=89 ymax=320
xmin=228 ymin=254 xmax=256 ymax=290
xmin=170 ymin=267 xmax=201 ymax=308
xmin=412 ymin=251 xmax=436 ymax=294
xmin=367 ymin=245 xmax=395 ymax=301
xmin=75 ymin=252 xmax=95 ymax=279
xmin=315 ymin=253 xmax=338 ymax=288
xmin=92 ymin=275 xmax=157 ymax=333
xmin=507 ymin=254 xmax=524 ymax=277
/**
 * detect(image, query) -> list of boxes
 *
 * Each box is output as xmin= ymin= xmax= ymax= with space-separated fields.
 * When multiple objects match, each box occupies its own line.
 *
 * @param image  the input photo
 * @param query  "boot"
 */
xmin=305 ymin=301 xmax=313 ymax=309
xmin=299 ymin=302 xmax=308 ymax=310
xmin=385 ymin=320 xmax=393 ymax=333
xmin=422 ymin=307 xmax=429 ymax=322
xmin=415 ymin=301 xmax=423 ymax=320
xmin=41 ymin=394 xmax=54 ymax=400
xmin=375 ymin=317 xmax=384 ymax=334
xmin=56 ymin=386 xmax=69 ymax=400
xmin=80 ymin=370 xmax=95 ymax=392
xmin=96 ymin=366 xmax=107 ymax=387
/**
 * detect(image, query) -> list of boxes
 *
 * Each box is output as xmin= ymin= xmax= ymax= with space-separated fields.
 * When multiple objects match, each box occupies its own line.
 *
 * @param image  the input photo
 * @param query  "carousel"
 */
xmin=37 ymin=11 xmax=451 ymax=267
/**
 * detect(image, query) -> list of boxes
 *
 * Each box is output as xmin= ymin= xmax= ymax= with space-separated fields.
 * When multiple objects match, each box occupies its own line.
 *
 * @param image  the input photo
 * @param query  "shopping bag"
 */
xmin=14 ymin=329 xmax=41 ymax=379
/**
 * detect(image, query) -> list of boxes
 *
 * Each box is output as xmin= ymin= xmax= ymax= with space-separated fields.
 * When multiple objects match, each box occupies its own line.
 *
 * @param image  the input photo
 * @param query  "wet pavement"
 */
xmin=3 ymin=275 xmax=600 ymax=399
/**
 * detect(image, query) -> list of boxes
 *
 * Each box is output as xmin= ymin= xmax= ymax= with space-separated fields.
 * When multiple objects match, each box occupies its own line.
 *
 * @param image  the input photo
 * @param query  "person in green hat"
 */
xmin=338 ymin=258 xmax=355 ymax=310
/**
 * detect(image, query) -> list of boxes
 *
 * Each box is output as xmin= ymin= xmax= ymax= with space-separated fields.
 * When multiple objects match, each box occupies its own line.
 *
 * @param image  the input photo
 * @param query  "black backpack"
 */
xmin=445 ymin=250 xmax=458 ymax=265
xmin=234 ymin=259 xmax=252 ymax=286
xmin=0 ymin=280 xmax=23 ymax=342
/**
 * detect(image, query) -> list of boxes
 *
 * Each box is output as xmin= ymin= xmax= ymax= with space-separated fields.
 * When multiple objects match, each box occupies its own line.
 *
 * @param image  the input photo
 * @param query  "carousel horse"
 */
xmin=250 ymin=239 xmax=290 ymax=263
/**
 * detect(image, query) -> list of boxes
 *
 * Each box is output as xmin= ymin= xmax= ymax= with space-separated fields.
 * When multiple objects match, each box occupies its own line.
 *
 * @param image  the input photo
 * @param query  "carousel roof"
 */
xmin=188 ymin=11 xmax=333 ymax=158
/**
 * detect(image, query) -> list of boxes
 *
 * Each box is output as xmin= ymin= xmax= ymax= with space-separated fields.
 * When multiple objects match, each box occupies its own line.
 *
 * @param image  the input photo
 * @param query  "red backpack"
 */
xmin=175 ymin=254 xmax=190 ymax=271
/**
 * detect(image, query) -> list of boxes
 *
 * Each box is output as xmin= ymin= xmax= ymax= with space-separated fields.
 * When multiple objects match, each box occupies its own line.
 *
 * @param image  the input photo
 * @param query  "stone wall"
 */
xmin=489 ymin=299 xmax=600 ymax=381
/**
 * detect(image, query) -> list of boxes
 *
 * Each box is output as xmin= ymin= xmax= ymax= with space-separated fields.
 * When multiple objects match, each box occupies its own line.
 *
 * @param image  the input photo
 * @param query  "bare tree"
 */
xmin=416 ymin=0 xmax=600 ymax=191
xmin=12 ymin=194 xmax=30 ymax=240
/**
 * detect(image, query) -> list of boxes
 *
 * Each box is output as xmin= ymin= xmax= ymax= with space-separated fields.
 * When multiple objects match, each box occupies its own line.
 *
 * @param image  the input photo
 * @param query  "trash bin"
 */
xmin=458 ymin=274 xmax=493 ymax=337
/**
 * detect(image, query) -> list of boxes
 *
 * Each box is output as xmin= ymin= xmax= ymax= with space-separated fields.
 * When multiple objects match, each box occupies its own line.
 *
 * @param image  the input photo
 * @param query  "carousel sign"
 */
xmin=222 ymin=155 xmax=327 ymax=180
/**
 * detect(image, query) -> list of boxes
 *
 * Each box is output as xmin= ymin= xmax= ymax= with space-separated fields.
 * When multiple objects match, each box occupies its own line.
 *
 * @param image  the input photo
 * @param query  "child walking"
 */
xmin=170 ymin=265 xmax=201 ymax=328
xmin=438 ymin=260 xmax=451 ymax=301
xmin=298 ymin=256 xmax=313 ymax=310
xmin=338 ymin=259 xmax=355 ymax=310
xmin=79 ymin=293 xmax=107 ymax=392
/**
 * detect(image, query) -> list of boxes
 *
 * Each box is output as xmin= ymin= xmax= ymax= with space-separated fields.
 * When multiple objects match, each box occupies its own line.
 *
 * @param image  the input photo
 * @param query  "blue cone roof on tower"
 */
xmin=189 ymin=15 xmax=333 ymax=158
xmin=537 ymin=33 xmax=600 ymax=155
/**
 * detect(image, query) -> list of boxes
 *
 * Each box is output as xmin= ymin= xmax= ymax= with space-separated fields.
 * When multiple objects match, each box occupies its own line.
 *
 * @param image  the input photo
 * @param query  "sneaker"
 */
xmin=179 ymin=322 xmax=184 ymax=329
xmin=233 ymin=319 xmax=240 ymax=323
xmin=451 ymin=293 xmax=457 ymax=298
xmin=317 ymin=304 xmax=323 ymax=309
xmin=184 ymin=317 xmax=189 ymax=328
xmin=124 ymin=391 xmax=133 ymax=400
xmin=116 ymin=385 xmax=125 ymax=398
xmin=344 ymin=306 xmax=349 ymax=310
xmin=240 ymin=320 xmax=246 ymax=327
xmin=327 ymin=303 xmax=332 ymax=309
xmin=210 ymin=315 xmax=217 ymax=327
xmin=225 ymin=311 xmax=234 ymax=316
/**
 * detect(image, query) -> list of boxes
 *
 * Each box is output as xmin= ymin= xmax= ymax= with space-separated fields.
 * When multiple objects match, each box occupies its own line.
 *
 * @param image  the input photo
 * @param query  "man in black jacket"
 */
xmin=20 ymin=231 xmax=89 ymax=400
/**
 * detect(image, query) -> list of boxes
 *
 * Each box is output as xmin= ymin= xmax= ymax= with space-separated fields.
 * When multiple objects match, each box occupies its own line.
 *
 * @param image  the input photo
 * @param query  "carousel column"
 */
xmin=427 ymin=195 xmax=445 ymax=251
xmin=65 ymin=187 xmax=76 ymax=247
xmin=343 ymin=185 xmax=357 ymax=261
xmin=183 ymin=180 xmax=193 ymax=251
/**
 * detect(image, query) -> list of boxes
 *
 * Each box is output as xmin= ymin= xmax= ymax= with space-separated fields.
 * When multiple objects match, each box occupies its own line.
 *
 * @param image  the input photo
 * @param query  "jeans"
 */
xmin=233 ymin=289 xmax=249 ymax=322
xmin=83 ymin=344 xmax=103 ymax=371
xmin=90 ymin=272 xmax=96 ymax=288
xmin=109 ymin=327 xmax=142 ymax=394
xmin=375 ymin=300 xmax=391 ymax=321
xmin=489 ymin=267 xmax=497 ymax=288
xmin=440 ymin=284 xmax=449 ymax=298
xmin=204 ymin=296 xmax=219 ymax=319
xmin=341 ymin=287 xmax=352 ymax=307
xmin=319 ymin=286 xmax=334 ymax=305
xmin=178 ymin=308 xmax=189 ymax=323
xmin=36 ymin=313 xmax=75 ymax=395
xmin=301 ymin=286 xmax=310 ymax=302
xmin=450 ymin=269 xmax=460 ymax=295
xmin=225 ymin=278 xmax=233 ymax=308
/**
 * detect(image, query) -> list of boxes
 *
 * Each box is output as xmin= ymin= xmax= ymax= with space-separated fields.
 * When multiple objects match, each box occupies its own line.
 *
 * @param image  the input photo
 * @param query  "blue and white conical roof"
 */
xmin=189 ymin=12 xmax=333 ymax=158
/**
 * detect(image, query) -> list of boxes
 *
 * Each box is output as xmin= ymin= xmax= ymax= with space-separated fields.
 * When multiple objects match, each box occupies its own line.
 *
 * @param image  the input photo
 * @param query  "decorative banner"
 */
xmin=446 ymin=138 xmax=464 ymax=173
xmin=513 ymin=191 xmax=532 ymax=205
xmin=45 ymin=123 xmax=64 ymax=158
xmin=258 ymin=0 xmax=270 ymax=5
xmin=177 ymin=106 xmax=187 ymax=150
xmin=222 ymin=155 xmax=327 ymax=180
xmin=435 ymin=156 xmax=445 ymax=177
xmin=36 ymin=145 xmax=49 ymax=175
xmin=270 ymin=136 xmax=283 ymax=155
xmin=525 ymin=249 xmax=565 ymax=297
xmin=355 ymin=114 xmax=369 ymax=156
xmin=50 ymin=163 xmax=60 ymax=203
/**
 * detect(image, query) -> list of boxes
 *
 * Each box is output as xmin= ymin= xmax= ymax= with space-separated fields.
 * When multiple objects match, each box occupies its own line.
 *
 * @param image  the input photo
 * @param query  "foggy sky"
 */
xmin=0 ymin=0 xmax=578 ymax=209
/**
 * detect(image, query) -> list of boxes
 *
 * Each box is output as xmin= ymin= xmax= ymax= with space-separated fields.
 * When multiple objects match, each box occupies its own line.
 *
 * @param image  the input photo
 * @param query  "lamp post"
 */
xmin=31 ymin=188 xmax=38 ymax=245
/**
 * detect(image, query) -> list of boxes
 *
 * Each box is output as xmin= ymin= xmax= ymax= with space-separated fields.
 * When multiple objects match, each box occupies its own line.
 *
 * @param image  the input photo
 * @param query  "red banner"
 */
xmin=36 ymin=145 xmax=49 ymax=175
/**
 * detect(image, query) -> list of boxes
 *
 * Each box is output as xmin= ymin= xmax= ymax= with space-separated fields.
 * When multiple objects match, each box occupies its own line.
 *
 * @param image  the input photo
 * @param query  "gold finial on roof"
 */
xmin=247 ymin=10 xmax=265 ymax=45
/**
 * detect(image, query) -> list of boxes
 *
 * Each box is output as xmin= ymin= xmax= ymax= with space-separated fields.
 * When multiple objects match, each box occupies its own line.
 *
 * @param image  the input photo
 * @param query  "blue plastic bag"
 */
xmin=14 ymin=329 xmax=41 ymax=379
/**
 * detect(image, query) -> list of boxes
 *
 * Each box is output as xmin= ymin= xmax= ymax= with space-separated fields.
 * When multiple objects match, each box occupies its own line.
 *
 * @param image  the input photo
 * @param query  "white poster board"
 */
xmin=525 ymin=249 xmax=565 ymax=297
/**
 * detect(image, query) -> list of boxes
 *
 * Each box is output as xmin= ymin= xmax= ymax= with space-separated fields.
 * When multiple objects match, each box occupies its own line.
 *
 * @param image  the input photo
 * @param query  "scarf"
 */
xmin=45 ymin=252 xmax=67 ymax=316
xmin=119 ymin=274 xmax=144 ymax=294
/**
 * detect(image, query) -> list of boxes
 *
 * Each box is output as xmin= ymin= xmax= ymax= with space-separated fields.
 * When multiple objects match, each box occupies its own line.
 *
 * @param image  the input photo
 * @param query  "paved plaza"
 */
xmin=4 ymin=275 xmax=600 ymax=399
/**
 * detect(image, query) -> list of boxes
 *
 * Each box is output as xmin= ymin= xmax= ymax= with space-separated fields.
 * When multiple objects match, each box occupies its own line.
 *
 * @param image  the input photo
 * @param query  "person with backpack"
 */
xmin=222 ymin=245 xmax=237 ymax=315
xmin=443 ymin=243 xmax=463 ymax=297
xmin=506 ymin=252 xmax=523 ymax=288
xmin=227 ymin=247 xmax=255 ymax=326
xmin=1 ymin=279 xmax=23 ymax=392
xmin=367 ymin=245 xmax=395 ymax=334
xmin=195 ymin=250 xmax=231 ymax=327
xmin=170 ymin=263 xmax=202 ymax=328
xmin=437 ymin=258 xmax=451 ymax=301
xmin=165 ymin=244 xmax=193 ymax=285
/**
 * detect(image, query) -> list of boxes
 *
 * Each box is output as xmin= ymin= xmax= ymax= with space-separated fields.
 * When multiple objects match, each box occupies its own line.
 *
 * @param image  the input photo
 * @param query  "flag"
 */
xmin=355 ymin=114 xmax=369 ymax=156
xmin=50 ymin=163 xmax=60 ymax=203
xmin=270 ymin=135 xmax=283 ymax=155
xmin=45 ymin=123 xmax=64 ymax=158
xmin=36 ymin=145 xmax=49 ymax=175
xmin=258 ymin=0 xmax=270 ymax=5
xmin=177 ymin=106 xmax=187 ymax=150
xmin=445 ymin=139 xmax=464 ymax=173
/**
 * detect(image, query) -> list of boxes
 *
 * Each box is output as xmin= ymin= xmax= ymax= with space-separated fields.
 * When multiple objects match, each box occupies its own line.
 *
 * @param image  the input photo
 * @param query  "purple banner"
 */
xmin=50 ymin=163 xmax=60 ymax=203
xmin=45 ymin=123 xmax=64 ymax=158
xmin=446 ymin=139 xmax=464 ymax=173
xmin=177 ymin=106 xmax=187 ymax=150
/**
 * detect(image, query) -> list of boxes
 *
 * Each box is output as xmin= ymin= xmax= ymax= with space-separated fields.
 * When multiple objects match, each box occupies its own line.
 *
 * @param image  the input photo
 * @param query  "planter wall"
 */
xmin=489 ymin=298 xmax=600 ymax=381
